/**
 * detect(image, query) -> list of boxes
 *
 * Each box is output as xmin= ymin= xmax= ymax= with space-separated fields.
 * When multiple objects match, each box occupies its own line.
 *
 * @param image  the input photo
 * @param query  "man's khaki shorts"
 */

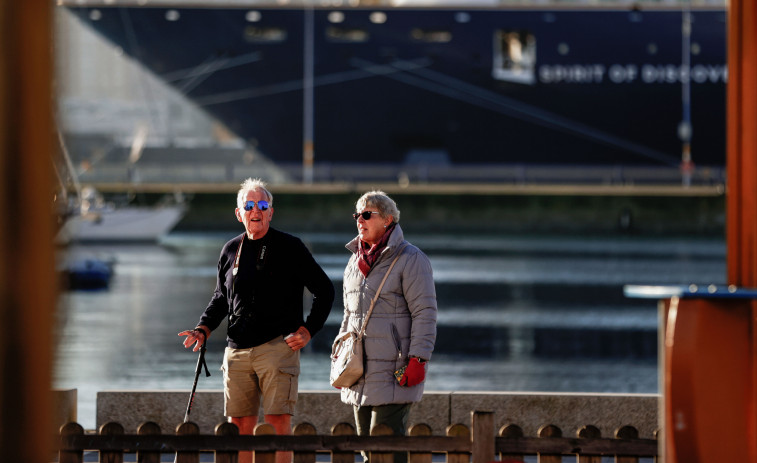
xmin=222 ymin=336 xmax=300 ymax=417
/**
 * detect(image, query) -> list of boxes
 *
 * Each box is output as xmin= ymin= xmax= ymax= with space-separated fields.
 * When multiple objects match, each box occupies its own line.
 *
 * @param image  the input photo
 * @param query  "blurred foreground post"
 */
xmin=663 ymin=1 xmax=757 ymax=462
xmin=0 ymin=1 xmax=56 ymax=462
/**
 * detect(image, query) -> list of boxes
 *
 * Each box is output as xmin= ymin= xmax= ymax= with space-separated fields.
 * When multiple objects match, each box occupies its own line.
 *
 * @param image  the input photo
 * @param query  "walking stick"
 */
xmin=176 ymin=337 xmax=211 ymax=463
xmin=183 ymin=336 xmax=211 ymax=423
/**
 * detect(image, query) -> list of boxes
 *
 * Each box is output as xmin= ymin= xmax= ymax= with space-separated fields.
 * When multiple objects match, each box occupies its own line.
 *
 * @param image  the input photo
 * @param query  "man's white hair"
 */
xmin=237 ymin=178 xmax=273 ymax=209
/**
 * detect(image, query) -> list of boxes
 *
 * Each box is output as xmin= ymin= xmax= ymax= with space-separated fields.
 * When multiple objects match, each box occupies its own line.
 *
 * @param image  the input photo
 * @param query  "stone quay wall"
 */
xmin=95 ymin=390 xmax=660 ymax=439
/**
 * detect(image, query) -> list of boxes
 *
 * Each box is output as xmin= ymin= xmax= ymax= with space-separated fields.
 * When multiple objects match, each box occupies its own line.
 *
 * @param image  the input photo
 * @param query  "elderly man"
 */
xmin=180 ymin=178 xmax=334 ymax=463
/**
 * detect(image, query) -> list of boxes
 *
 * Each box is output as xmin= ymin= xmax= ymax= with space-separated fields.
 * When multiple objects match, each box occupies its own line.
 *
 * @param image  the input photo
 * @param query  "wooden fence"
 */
xmin=58 ymin=411 xmax=659 ymax=463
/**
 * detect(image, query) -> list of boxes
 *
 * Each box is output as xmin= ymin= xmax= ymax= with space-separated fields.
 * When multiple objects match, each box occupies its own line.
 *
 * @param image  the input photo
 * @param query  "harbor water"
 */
xmin=54 ymin=230 xmax=726 ymax=430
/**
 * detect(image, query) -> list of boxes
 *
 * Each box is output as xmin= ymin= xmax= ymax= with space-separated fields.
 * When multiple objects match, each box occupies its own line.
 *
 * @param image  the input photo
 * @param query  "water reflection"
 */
xmin=54 ymin=231 xmax=725 ymax=428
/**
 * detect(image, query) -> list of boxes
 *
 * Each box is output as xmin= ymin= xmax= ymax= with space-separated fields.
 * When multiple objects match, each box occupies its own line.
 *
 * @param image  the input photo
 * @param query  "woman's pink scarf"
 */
xmin=357 ymin=224 xmax=396 ymax=277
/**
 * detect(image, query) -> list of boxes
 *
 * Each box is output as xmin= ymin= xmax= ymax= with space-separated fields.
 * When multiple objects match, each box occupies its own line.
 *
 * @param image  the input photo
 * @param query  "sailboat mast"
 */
xmin=680 ymin=1 xmax=693 ymax=186
xmin=303 ymin=3 xmax=315 ymax=184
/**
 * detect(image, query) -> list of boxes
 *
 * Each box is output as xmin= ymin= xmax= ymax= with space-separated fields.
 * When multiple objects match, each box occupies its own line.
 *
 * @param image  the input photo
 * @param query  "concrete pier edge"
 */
xmin=93 ymin=390 xmax=659 ymax=439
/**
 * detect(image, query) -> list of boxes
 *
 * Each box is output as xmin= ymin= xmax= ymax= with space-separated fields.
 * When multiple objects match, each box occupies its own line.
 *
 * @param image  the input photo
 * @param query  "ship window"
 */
xmin=455 ymin=12 xmax=470 ymax=24
xmin=328 ymin=11 xmax=345 ymax=23
xmin=410 ymin=28 xmax=452 ymax=43
xmin=243 ymin=26 xmax=287 ymax=43
xmin=165 ymin=9 xmax=180 ymax=22
xmin=492 ymin=30 xmax=536 ymax=85
xmin=370 ymin=11 xmax=387 ymax=24
xmin=245 ymin=10 xmax=262 ymax=23
xmin=326 ymin=26 xmax=369 ymax=43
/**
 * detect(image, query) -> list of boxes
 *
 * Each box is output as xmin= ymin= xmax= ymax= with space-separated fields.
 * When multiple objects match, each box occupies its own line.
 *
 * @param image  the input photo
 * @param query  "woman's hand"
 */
xmin=398 ymin=357 xmax=426 ymax=387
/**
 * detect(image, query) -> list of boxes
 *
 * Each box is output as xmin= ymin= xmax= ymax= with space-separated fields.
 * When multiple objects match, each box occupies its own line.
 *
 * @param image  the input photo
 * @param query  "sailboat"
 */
xmin=56 ymin=187 xmax=187 ymax=243
xmin=54 ymin=126 xmax=188 ymax=244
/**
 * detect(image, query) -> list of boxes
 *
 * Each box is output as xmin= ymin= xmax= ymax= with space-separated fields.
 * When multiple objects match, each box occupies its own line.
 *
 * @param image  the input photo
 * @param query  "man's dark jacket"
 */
xmin=198 ymin=227 xmax=335 ymax=349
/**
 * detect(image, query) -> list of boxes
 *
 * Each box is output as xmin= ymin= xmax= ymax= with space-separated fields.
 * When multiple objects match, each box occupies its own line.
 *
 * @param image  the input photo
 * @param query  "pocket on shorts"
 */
xmin=279 ymin=366 xmax=299 ymax=403
xmin=222 ymin=347 xmax=249 ymax=377
xmin=221 ymin=348 xmax=230 ymax=379
xmin=279 ymin=365 xmax=299 ymax=377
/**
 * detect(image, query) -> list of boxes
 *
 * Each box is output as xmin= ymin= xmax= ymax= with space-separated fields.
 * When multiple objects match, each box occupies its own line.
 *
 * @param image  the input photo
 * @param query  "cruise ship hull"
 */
xmin=63 ymin=4 xmax=727 ymax=171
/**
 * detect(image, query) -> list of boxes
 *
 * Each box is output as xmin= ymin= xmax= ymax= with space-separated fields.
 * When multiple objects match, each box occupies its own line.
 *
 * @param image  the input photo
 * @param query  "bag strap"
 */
xmin=358 ymin=243 xmax=408 ymax=339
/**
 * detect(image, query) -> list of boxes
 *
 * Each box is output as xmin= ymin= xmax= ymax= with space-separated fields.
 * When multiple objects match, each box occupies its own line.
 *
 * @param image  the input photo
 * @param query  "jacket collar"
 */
xmin=346 ymin=223 xmax=405 ymax=255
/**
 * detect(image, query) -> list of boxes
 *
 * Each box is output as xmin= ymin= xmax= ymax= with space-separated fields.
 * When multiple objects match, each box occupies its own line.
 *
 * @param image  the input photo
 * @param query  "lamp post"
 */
xmin=679 ymin=3 xmax=693 ymax=187
xmin=302 ymin=2 xmax=314 ymax=184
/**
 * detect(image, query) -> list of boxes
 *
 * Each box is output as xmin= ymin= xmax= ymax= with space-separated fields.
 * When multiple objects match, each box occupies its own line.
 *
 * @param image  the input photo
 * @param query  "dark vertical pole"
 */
xmin=0 ymin=1 xmax=56 ymax=462
xmin=680 ymin=3 xmax=693 ymax=187
xmin=302 ymin=4 xmax=314 ymax=184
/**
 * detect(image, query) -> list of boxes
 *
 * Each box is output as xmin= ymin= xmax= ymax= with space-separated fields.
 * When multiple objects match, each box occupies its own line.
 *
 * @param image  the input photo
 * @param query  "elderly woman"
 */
xmin=338 ymin=190 xmax=437 ymax=463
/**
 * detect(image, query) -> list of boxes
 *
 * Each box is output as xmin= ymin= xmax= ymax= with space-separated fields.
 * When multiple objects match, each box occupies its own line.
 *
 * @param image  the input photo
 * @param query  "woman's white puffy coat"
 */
xmin=339 ymin=225 xmax=437 ymax=406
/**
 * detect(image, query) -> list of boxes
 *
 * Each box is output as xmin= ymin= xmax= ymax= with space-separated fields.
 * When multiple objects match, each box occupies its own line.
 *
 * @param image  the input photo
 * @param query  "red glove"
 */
xmin=398 ymin=357 xmax=426 ymax=387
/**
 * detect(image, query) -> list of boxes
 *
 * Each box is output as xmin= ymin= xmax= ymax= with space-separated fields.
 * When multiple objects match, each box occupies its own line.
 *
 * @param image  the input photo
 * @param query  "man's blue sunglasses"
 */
xmin=243 ymin=200 xmax=270 ymax=211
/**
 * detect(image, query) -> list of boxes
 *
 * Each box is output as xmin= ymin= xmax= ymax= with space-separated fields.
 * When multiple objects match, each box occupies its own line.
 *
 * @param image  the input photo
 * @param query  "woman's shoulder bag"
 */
xmin=329 ymin=244 xmax=406 ymax=388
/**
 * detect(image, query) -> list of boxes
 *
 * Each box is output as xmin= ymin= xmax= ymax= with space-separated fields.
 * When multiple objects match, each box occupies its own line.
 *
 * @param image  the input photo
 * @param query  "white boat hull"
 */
xmin=59 ymin=205 xmax=186 ymax=242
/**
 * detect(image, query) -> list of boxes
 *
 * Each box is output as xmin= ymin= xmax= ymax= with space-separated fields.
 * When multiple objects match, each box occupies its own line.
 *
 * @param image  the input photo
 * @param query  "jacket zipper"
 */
xmin=391 ymin=324 xmax=402 ymax=360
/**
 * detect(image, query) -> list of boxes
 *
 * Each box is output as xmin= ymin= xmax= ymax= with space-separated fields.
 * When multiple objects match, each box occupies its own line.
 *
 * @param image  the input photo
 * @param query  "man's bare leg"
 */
xmin=231 ymin=415 xmax=258 ymax=463
xmin=265 ymin=414 xmax=292 ymax=463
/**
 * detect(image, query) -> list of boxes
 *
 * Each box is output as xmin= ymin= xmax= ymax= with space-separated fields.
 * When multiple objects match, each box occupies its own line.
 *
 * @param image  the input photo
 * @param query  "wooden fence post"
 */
xmin=254 ymin=422 xmax=276 ymax=463
xmin=446 ymin=423 xmax=470 ymax=463
xmin=99 ymin=422 xmax=125 ymax=463
xmin=537 ymin=424 xmax=562 ymax=463
xmin=408 ymin=423 xmax=433 ymax=463
xmin=137 ymin=421 xmax=162 ymax=463
xmin=577 ymin=425 xmax=602 ymax=463
xmin=615 ymin=426 xmax=639 ymax=463
xmin=471 ymin=411 xmax=494 ymax=463
xmin=370 ymin=423 xmax=394 ymax=463
xmin=331 ymin=422 xmax=356 ymax=463
xmin=498 ymin=424 xmax=525 ymax=463
xmin=293 ymin=422 xmax=317 ymax=463
xmin=215 ymin=421 xmax=239 ymax=463
xmin=176 ymin=421 xmax=200 ymax=463
xmin=54 ymin=415 xmax=660 ymax=461
xmin=654 ymin=429 xmax=661 ymax=463
xmin=59 ymin=422 xmax=84 ymax=463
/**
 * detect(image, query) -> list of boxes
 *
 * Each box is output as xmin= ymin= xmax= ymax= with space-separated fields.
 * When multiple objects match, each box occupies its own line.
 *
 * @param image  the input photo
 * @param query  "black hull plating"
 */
xmin=65 ymin=5 xmax=727 ymax=168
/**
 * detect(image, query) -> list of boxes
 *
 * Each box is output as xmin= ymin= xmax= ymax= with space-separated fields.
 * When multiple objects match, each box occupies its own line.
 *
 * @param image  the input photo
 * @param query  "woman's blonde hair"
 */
xmin=356 ymin=190 xmax=400 ymax=223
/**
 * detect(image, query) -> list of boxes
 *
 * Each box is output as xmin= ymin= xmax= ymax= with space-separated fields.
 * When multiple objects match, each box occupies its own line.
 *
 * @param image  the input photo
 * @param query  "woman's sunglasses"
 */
xmin=243 ymin=200 xmax=270 ymax=211
xmin=353 ymin=211 xmax=379 ymax=221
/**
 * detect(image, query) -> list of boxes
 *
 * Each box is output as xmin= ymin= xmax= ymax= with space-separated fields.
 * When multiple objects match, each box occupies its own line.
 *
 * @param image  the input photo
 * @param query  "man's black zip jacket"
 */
xmin=197 ymin=228 xmax=335 ymax=349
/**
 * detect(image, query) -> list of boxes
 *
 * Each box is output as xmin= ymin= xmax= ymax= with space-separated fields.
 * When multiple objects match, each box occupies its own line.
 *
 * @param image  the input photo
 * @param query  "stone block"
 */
xmin=97 ymin=390 xmax=225 ymax=435
xmin=449 ymin=391 xmax=659 ymax=438
xmin=96 ymin=390 xmax=659 ymax=439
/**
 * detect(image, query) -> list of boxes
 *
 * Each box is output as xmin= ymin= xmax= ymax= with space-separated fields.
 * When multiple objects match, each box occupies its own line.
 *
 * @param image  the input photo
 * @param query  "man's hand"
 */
xmin=178 ymin=327 xmax=208 ymax=352
xmin=285 ymin=326 xmax=311 ymax=351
